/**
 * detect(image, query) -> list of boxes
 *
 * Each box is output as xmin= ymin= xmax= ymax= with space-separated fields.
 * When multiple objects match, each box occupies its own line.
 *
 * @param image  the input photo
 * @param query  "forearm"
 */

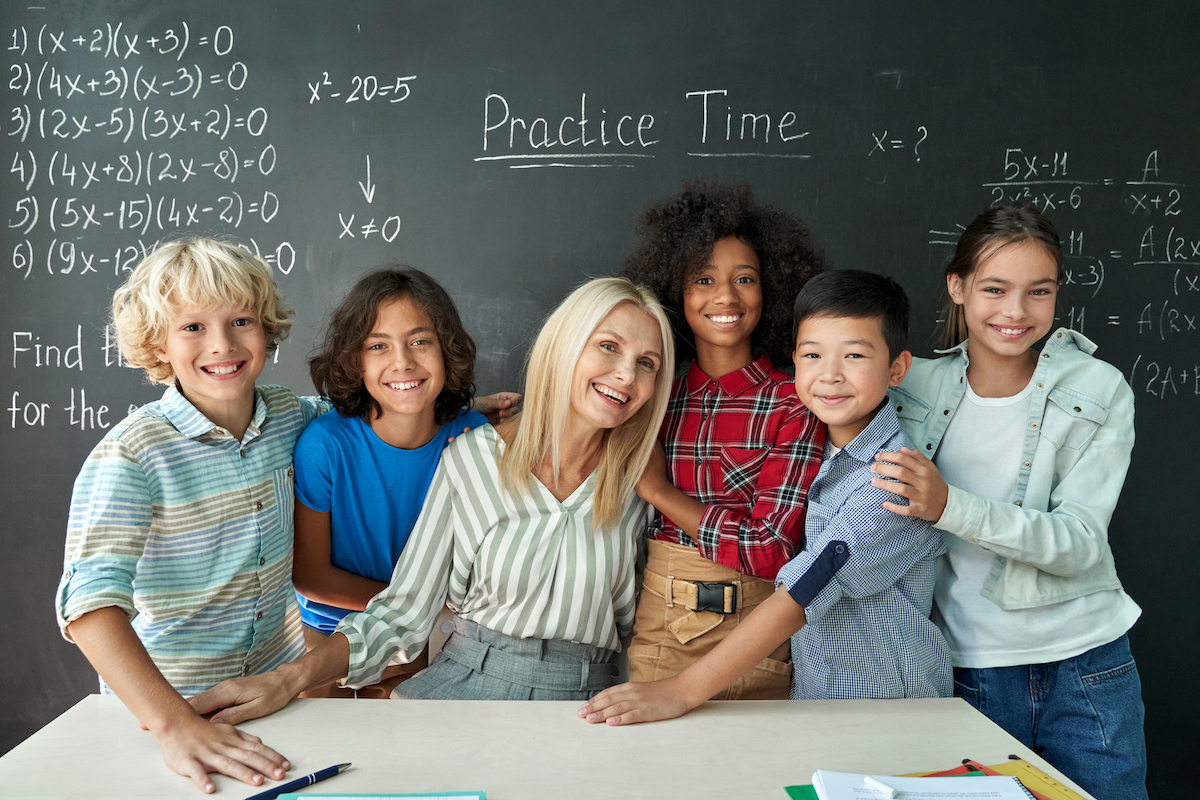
xmin=293 ymin=564 xmax=387 ymax=611
xmin=276 ymin=631 xmax=352 ymax=695
xmin=67 ymin=606 xmax=200 ymax=734
xmin=673 ymin=589 xmax=805 ymax=704
xmin=640 ymin=477 xmax=706 ymax=540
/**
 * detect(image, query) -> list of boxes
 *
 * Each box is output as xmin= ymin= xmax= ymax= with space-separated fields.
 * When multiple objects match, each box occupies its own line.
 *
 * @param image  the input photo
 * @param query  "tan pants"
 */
xmin=299 ymin=625 xmax=428 ymax=699
xmin=628 ymin=539 xmax=792 ymax=700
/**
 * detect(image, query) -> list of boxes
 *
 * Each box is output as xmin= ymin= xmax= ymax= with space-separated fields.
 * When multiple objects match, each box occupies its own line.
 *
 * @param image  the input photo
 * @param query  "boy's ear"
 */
xmin=888 ymin=350 xmax=912 ymax=386
xmin=946 ymin=273 xmax=965 ymax=305
xmin=155 ymin=346 xmax=170 ymax=364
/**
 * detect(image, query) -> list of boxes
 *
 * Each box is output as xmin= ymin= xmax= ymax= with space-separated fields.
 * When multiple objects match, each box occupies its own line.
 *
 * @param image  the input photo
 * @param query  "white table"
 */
xmin=0 ymin=695 xmax=1093 ymax=799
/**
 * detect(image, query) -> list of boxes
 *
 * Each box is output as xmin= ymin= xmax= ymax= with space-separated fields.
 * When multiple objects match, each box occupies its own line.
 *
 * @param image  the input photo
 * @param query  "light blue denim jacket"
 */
xmin=887 ymin=328 xmax=1134 ymax=611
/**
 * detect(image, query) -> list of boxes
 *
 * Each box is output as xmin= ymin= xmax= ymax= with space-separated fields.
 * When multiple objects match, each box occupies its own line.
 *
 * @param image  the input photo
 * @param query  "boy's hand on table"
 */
xmin=577 ymin=678 xmax=694 ymax=726
xmin=188 ymin=669 xmax=298 ymax=727
xmin=157 ymin=712 xmax=289 ymax=794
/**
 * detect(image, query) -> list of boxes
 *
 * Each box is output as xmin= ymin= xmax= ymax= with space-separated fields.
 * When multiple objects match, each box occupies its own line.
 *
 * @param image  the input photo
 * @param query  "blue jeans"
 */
xmin=953 ymin=634 xmax=1147 ymax=800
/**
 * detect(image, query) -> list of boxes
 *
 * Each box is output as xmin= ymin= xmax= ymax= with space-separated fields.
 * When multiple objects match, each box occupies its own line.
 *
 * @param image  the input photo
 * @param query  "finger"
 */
xmin=882 ymin=499 xmax=920 ymax=516
xmin=203 ymin=750 xmax=266 ymax=788
xmin=225 ymin=737 xmax=288 ymax=782
xmin=871 ymin=476 xmax=912 ymax=497
xmin=868 ymin=462 xmax=909 ymax=481
xmin=179 ymin=757 xmax=217 ymax=794
xmin=235 ymin=729 xmax=290 ymax=771
xmin=189 ymin=685 xmax=236 ymax=717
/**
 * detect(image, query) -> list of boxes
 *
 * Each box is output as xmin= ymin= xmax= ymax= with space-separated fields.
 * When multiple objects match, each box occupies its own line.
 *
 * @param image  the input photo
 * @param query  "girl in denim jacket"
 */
xmin=872 ymin=204 xmax=1147 ymax=800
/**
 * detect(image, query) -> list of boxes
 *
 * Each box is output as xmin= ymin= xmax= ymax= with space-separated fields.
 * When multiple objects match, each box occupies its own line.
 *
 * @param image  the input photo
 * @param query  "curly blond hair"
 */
xmin=112 ymin=237 xmax=293 ymax=385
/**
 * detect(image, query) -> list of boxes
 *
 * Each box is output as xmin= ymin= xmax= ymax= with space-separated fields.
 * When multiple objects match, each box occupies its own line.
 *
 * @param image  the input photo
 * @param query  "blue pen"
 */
xmin=243 ymin=762 xmax=351 ymax=800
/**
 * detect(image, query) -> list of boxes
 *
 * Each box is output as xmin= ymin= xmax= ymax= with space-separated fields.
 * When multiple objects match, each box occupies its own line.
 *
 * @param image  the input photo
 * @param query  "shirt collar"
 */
xmin=684 ymin=354 xmax=776 ymax=397
xmin=837 ymin=396 xmax=901 ymax=463
xmin=159 ymin=384 xmax=269 ymax=440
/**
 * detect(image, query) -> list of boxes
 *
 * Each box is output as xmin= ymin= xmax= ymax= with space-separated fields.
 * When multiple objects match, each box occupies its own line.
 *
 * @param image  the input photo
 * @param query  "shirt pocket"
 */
xmin=1040 ymin=387 xmax=1107 ymax=451
xmin=271 ymin=466 xmax=296 ymax=534
xmin=715 ymin=445 xmax=770 ymax=504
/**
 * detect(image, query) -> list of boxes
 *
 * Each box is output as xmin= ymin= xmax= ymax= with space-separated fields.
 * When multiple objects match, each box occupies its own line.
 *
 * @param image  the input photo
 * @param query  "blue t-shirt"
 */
xmin=294 ymin=407 xmax=487 ymax=632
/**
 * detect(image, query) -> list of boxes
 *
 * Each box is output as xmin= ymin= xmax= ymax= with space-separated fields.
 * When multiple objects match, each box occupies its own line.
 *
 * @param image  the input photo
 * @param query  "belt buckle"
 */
xmin=694 ymin=581 xmax=736 ymax=614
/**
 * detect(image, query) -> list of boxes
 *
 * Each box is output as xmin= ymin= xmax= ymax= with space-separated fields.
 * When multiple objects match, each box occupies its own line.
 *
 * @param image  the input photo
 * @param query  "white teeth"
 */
xmin=997 ymin=327 xmax=1028 ymax=335
xmin=387 ymin=380 xmax=422 ymax=390
xmin=709 ymin=314 xmax=741 ymax=323
xmin=594 ymin=384 xmax=629 ymax=403
xmin=203 ymin=363 xmax=240 ymax=376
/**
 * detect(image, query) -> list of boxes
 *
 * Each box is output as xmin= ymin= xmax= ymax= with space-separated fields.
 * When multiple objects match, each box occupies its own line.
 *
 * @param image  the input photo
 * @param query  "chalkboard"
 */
xmin=3 ymin=2 xmax=1196 ymax=795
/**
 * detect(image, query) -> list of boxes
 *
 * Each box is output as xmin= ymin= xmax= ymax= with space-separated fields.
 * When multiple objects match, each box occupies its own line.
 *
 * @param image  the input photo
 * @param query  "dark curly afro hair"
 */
xmin=620 ymin=178 xmax=824 ymax=369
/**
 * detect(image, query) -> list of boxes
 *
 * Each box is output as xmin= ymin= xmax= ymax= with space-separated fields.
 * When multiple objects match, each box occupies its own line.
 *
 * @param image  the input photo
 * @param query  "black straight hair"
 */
xmin=792 ymin=269 xmax=910 ymax=362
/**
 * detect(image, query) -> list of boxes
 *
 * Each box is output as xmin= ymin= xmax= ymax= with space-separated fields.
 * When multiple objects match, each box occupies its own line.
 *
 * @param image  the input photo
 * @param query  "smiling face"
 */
xmin=360 ymin=296 xmax=446 ymax=446
xmin=155 ymin=301 xmax=266 ymax=435
xmin=569 ymin=303 xmax=664 ymax=437
xmin=682 ymin=235 xmax=763 ymax=376
xmin=949 ymin=238 xmax=1059 ymax=368
xmin=793 ymin=314 xmax=910 ymax=448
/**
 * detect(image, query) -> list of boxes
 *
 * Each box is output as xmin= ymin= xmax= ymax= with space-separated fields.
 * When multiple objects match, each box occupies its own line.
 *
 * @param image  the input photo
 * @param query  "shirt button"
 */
xmin=1015 ymin=501 xmax=1023 ymax=507
xmin=1030 ymin=422 xmax=1038 ymax=429
xmin=240 ymin=450 xmax=246 ymax=458
xmin=287 ymin=467 xmax=294 ymax=478
xmin=1042 ymin=352 xmax=1050 ymax=359
xmin=63 ymin=570 xmax=71 ymax=579
xmin=1073 ymin=406 xmax=1082 ymax=413
xmin=256 ymin=612 xmax=264 ymax=620
xmin=926 ymin=443 xmax=933 ymax=450
xmin=834 ymin=544 xmax=845 ymax=554
xmin=1037 ymin=383 xmax=1044 ymax=389
xmin=1056 ymin=331 xmax=1063 ymax=338
xmin=943 ymin=409 xmax=951 ymax=416
xmin=256 ymin=502 xmax=263 ymax=511
xmin=259 ymin=557 xmax=266 ymax=566
xmin=896 ymin=405 xmax=903 ymax=412
xmin=1023 ymin=461 xmax=1032 ymax=468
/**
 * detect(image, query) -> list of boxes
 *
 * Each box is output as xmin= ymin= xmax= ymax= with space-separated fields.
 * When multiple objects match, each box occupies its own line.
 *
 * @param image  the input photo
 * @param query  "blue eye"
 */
xmin=183 ymin=323 xmax=202 ymax=332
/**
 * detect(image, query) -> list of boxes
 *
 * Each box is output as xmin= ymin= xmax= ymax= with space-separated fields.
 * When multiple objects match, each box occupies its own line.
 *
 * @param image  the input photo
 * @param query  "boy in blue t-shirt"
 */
xmin=290 ymin=267 xmax=489 ymax=698
xmin=580 ymin=270 xmax=950 ymax=724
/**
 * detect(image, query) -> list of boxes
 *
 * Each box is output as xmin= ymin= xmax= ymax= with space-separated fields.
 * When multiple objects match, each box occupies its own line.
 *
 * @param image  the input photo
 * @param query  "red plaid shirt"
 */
xmin=648 ymin=356 xmax=825 ymax=581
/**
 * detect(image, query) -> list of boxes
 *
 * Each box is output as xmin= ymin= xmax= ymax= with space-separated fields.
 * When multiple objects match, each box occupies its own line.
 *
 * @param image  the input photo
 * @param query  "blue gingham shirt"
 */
xmin=775 ymin=398 xmax=951 ymax=699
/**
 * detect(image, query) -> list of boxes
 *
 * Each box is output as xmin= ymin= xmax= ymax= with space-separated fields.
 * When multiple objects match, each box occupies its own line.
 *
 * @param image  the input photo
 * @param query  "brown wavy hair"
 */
xmin=940 ymin=203 xmax=1064 ymax=351
xmin=309 ymin=267 xmax=475 ymax=424
xmin=620 ymin=177 xmax=824 ymax=368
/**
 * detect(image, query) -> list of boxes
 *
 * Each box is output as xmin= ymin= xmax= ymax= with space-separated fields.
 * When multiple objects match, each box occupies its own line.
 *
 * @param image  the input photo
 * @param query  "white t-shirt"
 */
xmin=933 ymin=378 xmax=1141 ymax=668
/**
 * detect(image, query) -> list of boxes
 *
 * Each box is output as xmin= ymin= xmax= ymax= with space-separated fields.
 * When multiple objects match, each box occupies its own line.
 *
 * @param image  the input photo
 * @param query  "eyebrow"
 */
xmin=695 ymin=262 xmax=761 ymax=273
xmin=976 ymin=275 xmax=1058 ymax=286
xmin=796 ymin=338 xmax=878 ymax=349
xmin=365 ymin=325 xmax=435 ymax=339
xmin=594 ymin=329 xmax=662 ymax=360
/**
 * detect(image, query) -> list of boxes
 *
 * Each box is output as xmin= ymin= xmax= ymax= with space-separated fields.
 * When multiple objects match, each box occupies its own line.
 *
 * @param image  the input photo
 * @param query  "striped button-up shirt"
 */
xmin=337 ymin=424 xmax=651 ymax=688
xmin=648 ymin=356 xmax=825 ymax=580
xmin=57 ymin=385 xmax=325 ymax=696
xmin=777 ymin=399 xmax=951 ymax=700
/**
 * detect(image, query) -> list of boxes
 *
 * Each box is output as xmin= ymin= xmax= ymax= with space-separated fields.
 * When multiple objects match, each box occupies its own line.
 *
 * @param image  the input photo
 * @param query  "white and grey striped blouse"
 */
xmin=336 ymin=424 xmax=651 ymax=688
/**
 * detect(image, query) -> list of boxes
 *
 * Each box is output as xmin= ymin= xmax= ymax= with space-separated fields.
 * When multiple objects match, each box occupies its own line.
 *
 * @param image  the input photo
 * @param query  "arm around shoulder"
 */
xmin=936 ymin=368 xmax=1135 ymax=577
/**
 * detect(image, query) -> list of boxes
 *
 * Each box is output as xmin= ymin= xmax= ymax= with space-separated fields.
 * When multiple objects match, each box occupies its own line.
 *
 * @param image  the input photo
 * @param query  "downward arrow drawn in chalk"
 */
xmin=358 ymin=155 xmax=376 ymax=203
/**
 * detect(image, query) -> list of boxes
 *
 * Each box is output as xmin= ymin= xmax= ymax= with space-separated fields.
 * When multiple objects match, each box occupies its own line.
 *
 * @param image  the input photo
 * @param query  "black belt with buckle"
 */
xmin=694 ymin=581 xmax=738 ymax=614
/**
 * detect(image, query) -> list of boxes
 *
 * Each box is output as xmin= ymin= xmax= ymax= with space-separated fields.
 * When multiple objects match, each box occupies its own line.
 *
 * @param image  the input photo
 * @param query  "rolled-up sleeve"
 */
xmin=57 ymin=435 xmax=153 ymax=640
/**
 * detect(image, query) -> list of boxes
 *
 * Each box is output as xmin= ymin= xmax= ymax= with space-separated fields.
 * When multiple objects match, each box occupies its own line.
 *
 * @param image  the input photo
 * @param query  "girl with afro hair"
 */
xmin=620 ymin=178 xmax=826 ymax=699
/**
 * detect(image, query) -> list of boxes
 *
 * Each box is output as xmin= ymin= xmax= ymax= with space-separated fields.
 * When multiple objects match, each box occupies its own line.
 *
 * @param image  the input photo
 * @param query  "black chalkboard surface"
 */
xmin=3 ymin=2 xmax=1196 ymax=795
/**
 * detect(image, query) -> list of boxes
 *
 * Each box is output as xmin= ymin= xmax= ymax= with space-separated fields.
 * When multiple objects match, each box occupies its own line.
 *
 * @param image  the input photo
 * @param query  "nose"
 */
xmin=392 ymin=345 xmax=417 ymax=370
xmin=1002 ymin=291 xmax=1028 ymax=319
xmin=207 ymin=327 xmax=234 ymax=353
xmin=712 ymin=277 xmax=736 ymax=305
xmin=817 ymin=359 xmax=842 ymax=384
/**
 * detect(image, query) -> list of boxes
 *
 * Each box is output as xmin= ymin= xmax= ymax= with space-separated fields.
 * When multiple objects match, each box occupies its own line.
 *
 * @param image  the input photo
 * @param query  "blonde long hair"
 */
xmin=499 ymin=278 xmax=674 ymax=531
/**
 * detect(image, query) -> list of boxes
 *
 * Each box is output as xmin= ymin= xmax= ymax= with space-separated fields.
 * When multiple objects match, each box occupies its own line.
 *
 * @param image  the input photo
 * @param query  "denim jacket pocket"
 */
xmin=1040 ymin=387 xmax=1107 ymax=451
xmin=716 ymin=445 xmax=770 ymax=503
